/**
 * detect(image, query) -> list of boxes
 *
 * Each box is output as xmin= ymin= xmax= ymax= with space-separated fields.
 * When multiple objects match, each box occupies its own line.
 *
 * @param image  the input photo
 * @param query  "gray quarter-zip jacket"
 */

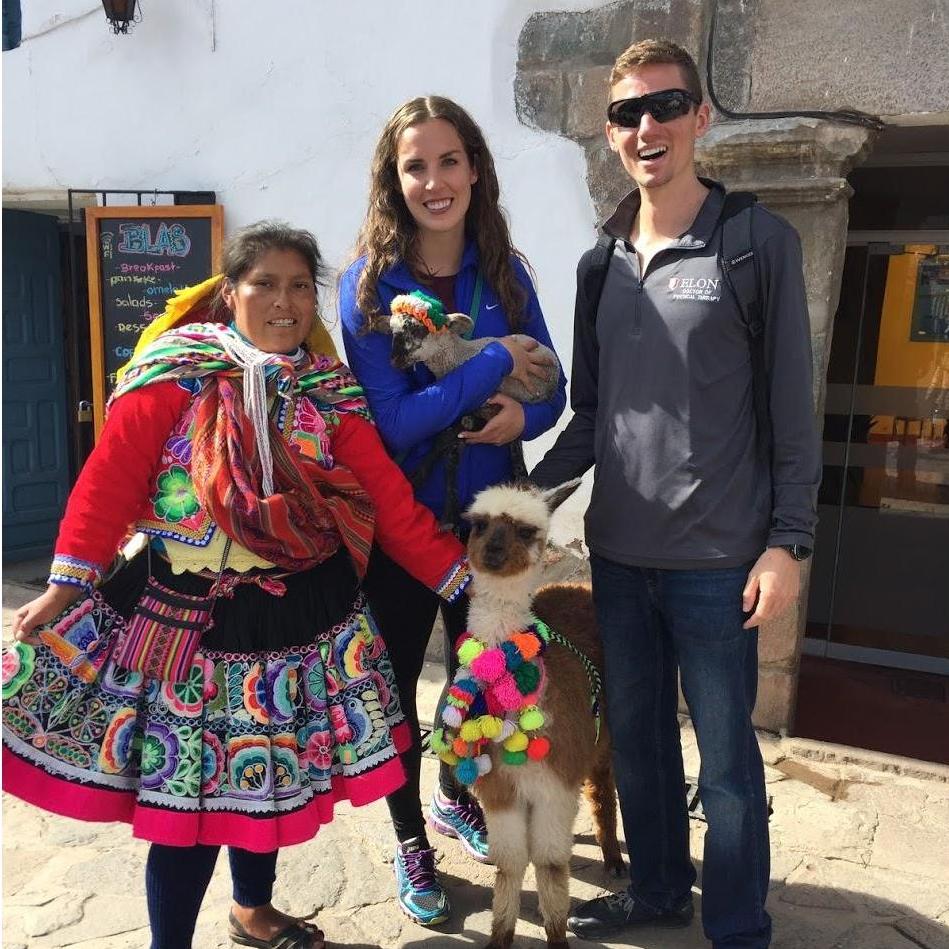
xmin=532 ymin=180 xmax=820 ymax=568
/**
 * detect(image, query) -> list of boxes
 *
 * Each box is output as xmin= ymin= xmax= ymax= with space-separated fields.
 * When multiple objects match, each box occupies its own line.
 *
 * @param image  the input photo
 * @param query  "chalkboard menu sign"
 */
xmin=85 ymin=205 xmax=224 ymax=437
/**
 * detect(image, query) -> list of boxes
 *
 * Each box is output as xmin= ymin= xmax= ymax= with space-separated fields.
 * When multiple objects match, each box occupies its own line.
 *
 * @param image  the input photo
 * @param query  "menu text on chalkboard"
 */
xmin=85 ymin=205 xmax=223 ymax=437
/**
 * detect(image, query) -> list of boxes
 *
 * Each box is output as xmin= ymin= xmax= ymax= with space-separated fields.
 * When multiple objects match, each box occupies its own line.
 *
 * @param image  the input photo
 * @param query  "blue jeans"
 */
xmin=590 ymin=553 xmax=771 ymax=949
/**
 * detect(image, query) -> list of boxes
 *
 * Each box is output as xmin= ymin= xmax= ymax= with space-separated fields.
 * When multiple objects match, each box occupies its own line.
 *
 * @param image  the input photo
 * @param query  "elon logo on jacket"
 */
xmin=668 ymin=275 xmax=721 ymax=303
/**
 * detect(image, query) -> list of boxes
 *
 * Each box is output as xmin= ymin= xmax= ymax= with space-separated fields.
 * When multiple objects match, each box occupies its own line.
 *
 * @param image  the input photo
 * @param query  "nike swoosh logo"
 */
xmin=485 ymin=303 xmax=499 ymax=310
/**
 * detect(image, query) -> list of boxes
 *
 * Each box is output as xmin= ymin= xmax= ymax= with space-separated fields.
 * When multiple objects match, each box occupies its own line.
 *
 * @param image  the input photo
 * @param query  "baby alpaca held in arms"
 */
xmin=386 ymin=290 xmax=560 ymax=404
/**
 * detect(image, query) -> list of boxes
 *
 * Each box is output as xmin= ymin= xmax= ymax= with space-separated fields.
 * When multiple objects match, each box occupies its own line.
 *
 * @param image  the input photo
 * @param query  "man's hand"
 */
xmin=11 ymin=584 xmax=83 ymax=644
xmin=742 ymin=548 xmax=801 ymax=629
xmin=459 ymin=394 xmax=525 ymax=446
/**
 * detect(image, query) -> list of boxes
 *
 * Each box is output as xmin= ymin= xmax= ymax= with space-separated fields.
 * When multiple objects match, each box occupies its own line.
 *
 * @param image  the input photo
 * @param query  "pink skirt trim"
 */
xmin=3 ymin=721 xmax=410 ymax=853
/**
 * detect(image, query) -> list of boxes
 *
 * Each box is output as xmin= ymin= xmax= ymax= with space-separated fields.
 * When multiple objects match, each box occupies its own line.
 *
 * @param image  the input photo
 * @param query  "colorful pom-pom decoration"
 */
xmin=470 ymin=648 xmax=507 ymax=683
xmin=446 ymin=694 xmax=471 ymax=711
xmin=455 ymin=757 xmax=480 ymax=785
xmin=450 ymin=678 xmax=478 ymax=701
xmin=438 ymin=620 xmax=555 ymax=783
xmin=527 ymin=736 xmax=551 ymax=760
xmin=503 ymin=730 xmax=529 ymax=753
xmin=459 ymin=720 xmax=483 ymax=743
xmin=492 ymin=674 xmax=523 ymax=711
xmin=501 ymin=640 xmax=523 ymax=671
xmin=519 ymin=707 xmax=545 ymax=732
xmin=478 ymin=715 xmax=503 ymax=740
xmin=484 ymin=688 xmax=505 ymax=718
xmin=511 ymin=631 xmax=542 ymax=660
xmin=513 ymin=661 xmax=540 ymax=695
xmin=457 ymin=638 xmax=485 ymax=667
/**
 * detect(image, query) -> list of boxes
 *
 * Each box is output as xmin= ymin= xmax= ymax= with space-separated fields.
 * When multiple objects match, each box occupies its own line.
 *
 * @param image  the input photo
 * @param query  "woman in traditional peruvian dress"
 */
xmin=2 ymin=222 xmax=471 ymax=949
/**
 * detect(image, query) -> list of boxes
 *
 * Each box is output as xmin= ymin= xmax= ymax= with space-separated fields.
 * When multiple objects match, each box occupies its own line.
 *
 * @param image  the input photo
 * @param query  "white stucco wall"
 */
xmin=2 ymin=0 xmax=603 ymax=543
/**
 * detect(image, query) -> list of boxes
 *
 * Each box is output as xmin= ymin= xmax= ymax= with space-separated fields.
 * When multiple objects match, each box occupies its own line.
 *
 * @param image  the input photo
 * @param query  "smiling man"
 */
xmin=530 ymin=39 xmax=821 ymax=949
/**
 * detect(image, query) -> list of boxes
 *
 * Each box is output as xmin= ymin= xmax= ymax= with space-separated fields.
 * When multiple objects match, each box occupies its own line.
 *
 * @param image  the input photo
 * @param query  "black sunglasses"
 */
xmin=607 ymin=89 xmax=700 ymax=128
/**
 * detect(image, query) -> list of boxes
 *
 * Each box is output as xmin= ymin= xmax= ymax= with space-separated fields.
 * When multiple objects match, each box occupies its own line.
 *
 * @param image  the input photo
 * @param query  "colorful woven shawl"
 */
xmin=111 ymin=322 xmax=375 ymax=574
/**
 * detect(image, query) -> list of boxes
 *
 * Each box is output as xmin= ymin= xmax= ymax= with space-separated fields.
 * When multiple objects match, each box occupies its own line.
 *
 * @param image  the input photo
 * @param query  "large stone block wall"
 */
xmin=516 ymin=0 xmax=948 ymax=141
xmin=746 ymin=0 xmax=949 ymax=118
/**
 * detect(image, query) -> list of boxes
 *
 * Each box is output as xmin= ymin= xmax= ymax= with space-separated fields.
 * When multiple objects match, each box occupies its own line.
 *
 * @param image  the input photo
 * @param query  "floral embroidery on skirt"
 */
xmin=2 ymin=592 xmax=408 ymax=852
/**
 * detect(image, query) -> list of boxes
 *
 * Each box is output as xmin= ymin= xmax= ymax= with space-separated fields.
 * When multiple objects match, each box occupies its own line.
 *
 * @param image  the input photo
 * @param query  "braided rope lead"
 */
xmin=534 ymin=617 xmax=604 ymax=743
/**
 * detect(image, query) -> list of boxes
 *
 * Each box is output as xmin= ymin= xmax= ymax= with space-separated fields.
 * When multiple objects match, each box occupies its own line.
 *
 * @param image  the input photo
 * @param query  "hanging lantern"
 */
xmin=101 ymin=0 xmax=140 ymax=35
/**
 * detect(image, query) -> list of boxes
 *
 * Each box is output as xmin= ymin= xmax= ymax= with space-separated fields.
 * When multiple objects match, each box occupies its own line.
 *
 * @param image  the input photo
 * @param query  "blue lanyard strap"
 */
xmin=463 ymin=270 xmax=484 ymax=340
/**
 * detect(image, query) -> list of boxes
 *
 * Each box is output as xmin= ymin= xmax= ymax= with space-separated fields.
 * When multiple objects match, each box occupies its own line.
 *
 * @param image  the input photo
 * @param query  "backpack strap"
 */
xmin=720 ymin=191 xmax=760 ymax=337
xmin=719 ymin=190 xmax=772 ymax=465
xmin=582 ymin=233 xmax=617 ymax=326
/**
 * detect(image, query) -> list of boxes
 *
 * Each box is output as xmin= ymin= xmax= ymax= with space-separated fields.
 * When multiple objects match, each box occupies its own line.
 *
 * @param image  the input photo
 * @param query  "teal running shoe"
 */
xmin=394 ymin=837 xmax=450 ymax=926
xmin=428 ymin=789 xmax=491 ymax=864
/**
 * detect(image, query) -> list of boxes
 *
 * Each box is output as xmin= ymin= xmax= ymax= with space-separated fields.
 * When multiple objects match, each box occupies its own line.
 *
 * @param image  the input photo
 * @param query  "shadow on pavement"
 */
xmin=396 ymin=855 xmax=949 ymax=949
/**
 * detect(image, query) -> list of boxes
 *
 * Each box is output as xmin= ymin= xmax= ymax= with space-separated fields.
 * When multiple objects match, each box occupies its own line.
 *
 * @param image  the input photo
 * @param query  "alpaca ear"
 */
xmin=444 ymin=313 xmax=473 ymax=336
xmin=539 ymin=478 xmax=582 ymax=513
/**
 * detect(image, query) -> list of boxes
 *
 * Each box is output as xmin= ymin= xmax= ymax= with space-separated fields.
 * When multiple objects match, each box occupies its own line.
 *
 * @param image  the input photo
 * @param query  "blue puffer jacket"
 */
xmin=340 ymin=242 xmax=566 ymax=521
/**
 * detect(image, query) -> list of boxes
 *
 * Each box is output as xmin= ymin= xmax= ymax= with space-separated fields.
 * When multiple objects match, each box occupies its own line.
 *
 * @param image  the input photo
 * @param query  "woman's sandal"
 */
xmin=228 ymin=910 xmax=325 ymax=949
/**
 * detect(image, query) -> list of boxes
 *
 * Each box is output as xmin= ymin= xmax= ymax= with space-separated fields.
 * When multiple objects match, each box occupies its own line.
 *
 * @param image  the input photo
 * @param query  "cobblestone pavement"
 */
xmin=4 ymin=575 xmax=949 ymax=949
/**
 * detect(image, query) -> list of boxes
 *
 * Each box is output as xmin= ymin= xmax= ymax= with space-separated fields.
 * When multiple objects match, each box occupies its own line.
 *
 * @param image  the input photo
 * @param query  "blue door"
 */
xmin=2 ymin=209 xmax=71 ymax=561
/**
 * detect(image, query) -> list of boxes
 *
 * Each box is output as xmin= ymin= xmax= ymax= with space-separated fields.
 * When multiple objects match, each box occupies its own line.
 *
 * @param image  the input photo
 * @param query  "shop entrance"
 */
xmin=796 ymin=191 xmax=949 ymax=762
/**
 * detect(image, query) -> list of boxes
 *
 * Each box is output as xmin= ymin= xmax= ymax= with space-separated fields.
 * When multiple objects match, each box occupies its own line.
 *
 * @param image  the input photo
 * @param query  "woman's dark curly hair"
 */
xmin=351 ymin=96 xmax=531 ymax=333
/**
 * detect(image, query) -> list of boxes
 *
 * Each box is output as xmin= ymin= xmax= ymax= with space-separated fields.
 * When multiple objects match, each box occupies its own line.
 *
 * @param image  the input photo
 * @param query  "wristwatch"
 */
xmin=778 ymin=544 xmax=812 ymax=561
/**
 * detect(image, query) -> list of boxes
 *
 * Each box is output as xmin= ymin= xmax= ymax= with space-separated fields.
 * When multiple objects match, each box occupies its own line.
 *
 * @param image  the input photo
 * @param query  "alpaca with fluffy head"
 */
xmin=435 ymin=479 xmax=623 ymax=949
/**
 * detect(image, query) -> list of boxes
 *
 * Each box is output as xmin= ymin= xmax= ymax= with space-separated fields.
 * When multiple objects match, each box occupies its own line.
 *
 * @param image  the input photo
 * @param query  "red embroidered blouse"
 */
xmin=50 ymin=381 xmax=469 ymax=600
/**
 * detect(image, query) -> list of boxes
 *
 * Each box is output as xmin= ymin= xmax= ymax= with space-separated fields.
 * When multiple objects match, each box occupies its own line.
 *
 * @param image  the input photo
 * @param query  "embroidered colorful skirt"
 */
xmin=2 ymin=565 xmax=409 ymax=853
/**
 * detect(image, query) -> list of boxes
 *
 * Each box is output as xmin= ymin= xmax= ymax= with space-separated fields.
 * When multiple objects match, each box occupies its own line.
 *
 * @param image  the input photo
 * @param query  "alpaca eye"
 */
xmin=471 ymin=518 xmax=488 ymax=535
xmin=516 ymin=526 xmax=537 ymax=543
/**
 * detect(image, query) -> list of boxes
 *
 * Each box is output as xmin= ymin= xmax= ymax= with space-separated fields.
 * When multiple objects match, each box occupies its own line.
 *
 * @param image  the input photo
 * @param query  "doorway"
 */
xmin=2 ymin=209 xmax=72 ymax=560
xmin=795 ymin=220 xmax=949 ymax=762
xmin=795 ymin=135 xmax=949 ymax=762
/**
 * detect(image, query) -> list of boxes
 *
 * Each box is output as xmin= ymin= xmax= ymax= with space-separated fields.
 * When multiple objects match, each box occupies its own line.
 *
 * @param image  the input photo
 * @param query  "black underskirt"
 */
xmin=99 ymin=543 xmax=360 ymax=653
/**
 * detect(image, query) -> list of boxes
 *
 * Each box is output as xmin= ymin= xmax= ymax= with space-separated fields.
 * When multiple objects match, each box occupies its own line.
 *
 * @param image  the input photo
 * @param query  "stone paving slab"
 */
xmin=4 ymin=581 xmax=949 ymax=949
